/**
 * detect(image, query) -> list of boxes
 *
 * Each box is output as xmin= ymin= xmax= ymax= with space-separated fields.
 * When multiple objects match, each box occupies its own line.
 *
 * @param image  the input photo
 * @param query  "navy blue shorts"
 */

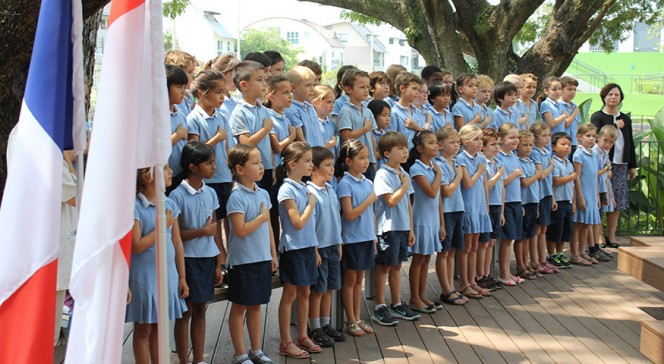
xmin=207 ymin=182 xmax=232 ymax=219
xmin=547 ymin=201 xmax=573 ymax=243
xmin=312 ymin=245 xmax=342 ymax=293
xmin=375 ymin=231 xmax=409 ymax=266
xmin=502 ymin=202 xmax=523 ymax=241
xmin=185 ymin=257 xmax=216 ymax=303
xmin=480 ymin=205 xmax=503 ymax=243
xmin=537 ymin=196 xmax=553 ymax=226
xmin=228 ymin=260 xmax=272 ymax=305
xmin=442 ymin=212 xmax=464 ymax=251
xmin=280 ymin=247 xmax=317 ymax=286
xmin=521 ymin=203 xmax=538 ymax=239
xmin=342 ymin=241 xmax=375 ymax=271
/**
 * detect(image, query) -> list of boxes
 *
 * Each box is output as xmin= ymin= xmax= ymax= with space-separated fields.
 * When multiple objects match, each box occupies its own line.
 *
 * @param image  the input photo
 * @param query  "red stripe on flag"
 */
xmin=119 ymin=230 xmax=133 ymax=266
xmin=108 ymin=0 xmax=144 ymax=27
xmin=0 ymin=260 xmax=57 ymax=362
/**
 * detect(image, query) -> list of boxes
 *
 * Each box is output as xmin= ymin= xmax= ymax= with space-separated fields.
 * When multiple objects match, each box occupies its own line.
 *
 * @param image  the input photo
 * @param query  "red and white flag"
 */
xmin=65 ymin=0 xmax=170 ymax=361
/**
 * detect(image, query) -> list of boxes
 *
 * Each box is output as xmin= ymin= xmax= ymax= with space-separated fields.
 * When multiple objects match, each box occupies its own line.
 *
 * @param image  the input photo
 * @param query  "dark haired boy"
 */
xmin=489 ymin=81 xmax=519 ymax=130
xmin=390 ymin=72 xmax=426 ymax=149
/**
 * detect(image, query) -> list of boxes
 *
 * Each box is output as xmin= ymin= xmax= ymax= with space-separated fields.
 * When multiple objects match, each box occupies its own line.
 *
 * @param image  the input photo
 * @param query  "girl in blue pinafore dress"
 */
xmin=455 ymin=125 xmax=492 ymax=299
xmin=127 ymin=166 xmax=188 ymax=363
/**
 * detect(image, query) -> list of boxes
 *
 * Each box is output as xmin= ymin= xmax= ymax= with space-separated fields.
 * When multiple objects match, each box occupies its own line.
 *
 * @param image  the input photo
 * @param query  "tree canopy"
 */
xmin=240 ymin=28 xmax=304 ymax=70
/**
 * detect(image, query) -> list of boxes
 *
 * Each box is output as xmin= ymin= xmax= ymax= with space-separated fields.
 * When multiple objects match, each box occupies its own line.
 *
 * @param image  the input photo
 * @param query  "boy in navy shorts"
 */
xmin=372 ymin=132 xmax=420 ymax=325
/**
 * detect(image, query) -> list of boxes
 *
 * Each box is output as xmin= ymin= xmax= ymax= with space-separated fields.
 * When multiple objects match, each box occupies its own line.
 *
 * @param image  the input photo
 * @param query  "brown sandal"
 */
xmin=471 ymin=283 xmax=491 ymax=297
xmin=462 ymin=285 xmax=483 ymax=299
xmin=279 ymin=341 xmax=310 ymax=359
xmin=346 ymin=322 xmax=365 ymax=337
xmin=296 ymin=336 xmax=323 ymax=353
xmin=356 ymin=319 xmax=374 ymax=334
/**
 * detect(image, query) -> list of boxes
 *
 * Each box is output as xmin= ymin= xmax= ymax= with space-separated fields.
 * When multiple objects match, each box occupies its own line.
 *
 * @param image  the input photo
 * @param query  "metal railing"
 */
xmin=618 ymin=139 xmax=663 ymax=235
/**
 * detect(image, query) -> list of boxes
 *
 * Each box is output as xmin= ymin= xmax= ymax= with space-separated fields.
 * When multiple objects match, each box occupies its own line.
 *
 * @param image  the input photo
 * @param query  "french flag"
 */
xmin=0 ymin=0 xmax=85 ymax=361
xmin=65 ymin=0 xmax=171 ymax=361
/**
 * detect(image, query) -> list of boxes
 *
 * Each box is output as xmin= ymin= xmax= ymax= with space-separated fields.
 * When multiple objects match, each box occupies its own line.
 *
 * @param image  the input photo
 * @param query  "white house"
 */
xmin=173 ymin=3 xmax=238 ymax=62
xmin=244 ymin=17 xmax=344 ymax=71
xmin=376 ymin=25 xmax=426 ymax=73
xmin=325 ymin=22 xmax=387 ymax=72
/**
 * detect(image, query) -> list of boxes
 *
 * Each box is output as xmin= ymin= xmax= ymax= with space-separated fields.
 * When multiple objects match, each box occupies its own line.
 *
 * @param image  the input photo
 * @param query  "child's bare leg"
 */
xmin=296 ymin=286 xmax=311 ymax=340
xmin=341 ymin=269 xmax=359 ymax=326
xmin=388 ymin=263 xmax=402 ymax=305
xmin=528 ymin=234 xmax=538 ymax=269
xmin=467 ymin=234 xmax=479 ymax=284
xmin=148 ymin=325 xmax=158 ymax=364
xmin=537 ymin=226 xmax=548 ymax=264
xmin=279 ymin=284 xmax=297 ymax=345
xmin=435 ymin=251 xmax=452 ymax=292
xmin=309 ymin=291 xmax=323 ymax=323
xmin=132 ymin=323 xmax=152 ymax=364
xmin=247 ymin=305 xmax=263 ymax=351
xmin=458 ymin=235 xmax=471 ymax=288
xmin=353 ymin=271 xmax=365 ymax=321
xmin=419 ymin=255 xmax=433 ymax=305
xmin=476 ymin=240 xmax=488 ymax=277
xmin=373 ymin=265 xmax=390 ymax=306
xmin=230 ymin=303 xmax=248 ymax=356
xmin=571 ymin=223 xmax=580 ymax=257
xmin=546 ymin=239 xmax=556 ymax=255
xmin=513 ymin=240 xmax=524 ymax=270
xmin=483 ymin=240 xmax=495 ymax=276
xmin=447 ymin=249 xmax=456 ymax=288
xmin=320 ymin=290 xmax=332 ymax=320
xmin=408 ymin=255 xmax=425 ymax=307
xmin=174 ymin=307 xmax=191 ymax=363
xmin=190 ymin=303 xmax=207 ymax=363
xmin=606 ymin=211 xmax=619 ymax=242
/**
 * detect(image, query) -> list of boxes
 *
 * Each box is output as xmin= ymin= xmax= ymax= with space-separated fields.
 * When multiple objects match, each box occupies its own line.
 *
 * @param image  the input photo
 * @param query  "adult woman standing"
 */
xmin=591 ymin=83 xmax=638 ymax=247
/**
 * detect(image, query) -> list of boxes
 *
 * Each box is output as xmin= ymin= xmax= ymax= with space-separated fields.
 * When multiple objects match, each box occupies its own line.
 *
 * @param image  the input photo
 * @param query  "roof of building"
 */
xmin=326 ymin=22 xmax=387 ymax=53
xmin=244 ymin=17 xmax=343 ymax=48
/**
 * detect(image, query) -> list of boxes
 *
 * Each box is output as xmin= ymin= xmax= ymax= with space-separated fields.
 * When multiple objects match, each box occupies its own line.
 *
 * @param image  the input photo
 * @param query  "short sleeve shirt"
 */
xmin=226 ymin=183 xmax=273 ymax=267
xmin=486 ymin=158 xmax=505 ymax=206
xmin=269 ymin=109 xmax=291 ymax=166
xmin=374 ymin=164 xmax=414 ymax=234
xmin=490 ymin=107 xmax=518 ymax=130
xmin=229 ymin=100 xmax=274 ymax=169
xmin=336 ymin=172 xmax=376 ymax=243
xmin=338 ymin=102 xmax=378 ymax=163
xmin=552 ymin=154 xmax=574 ymax=202
xmin=592 ymin=144 xmax=610 ymax=194
xmin=540 ymin=98 xmax=566 ymax=134
xmin=429 ymin=107 xmax=454 ymax=131
xmin=285 ymin=100 xmax=325 ymax=147
xmin=187 ymin=105 xmax=233 ymax=183
xmin=562 ymin=101 xmax=580 ymax=146
xmin=306 ymin=182 xmax=343 ymax=248
xmin=452 ymin=97 xmax=481 ymax=128
xmin=518 ymin=157 xmax=540 ymax=204
xmin=277 ymin=178 xmax=318 ymax=252
xmin=332 ymin=94 xmax=349 ymax=118
xmin=435 ymin=156 xmax=465 ymax=212
xmin=169 ymin=109 xmax=188 ymax=176
xmin=391 ymin=102 xmax=427 ymax=149
xmin=169 ymin=180 xmax=220 ymax=258
xmin=530 ymin=146 xmax=553 ymax=198
xmin=495 ymin=150 xmax=523 ymax=203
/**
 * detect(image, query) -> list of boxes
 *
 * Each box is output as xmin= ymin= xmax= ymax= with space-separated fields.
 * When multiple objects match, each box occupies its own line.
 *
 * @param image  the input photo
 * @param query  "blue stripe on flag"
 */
xmin=23 ymin=0 xmax=74 ymax=151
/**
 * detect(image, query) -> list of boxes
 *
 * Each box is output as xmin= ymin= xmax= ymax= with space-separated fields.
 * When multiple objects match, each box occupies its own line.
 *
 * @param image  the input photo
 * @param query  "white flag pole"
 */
xmin=154 ymin=165 xmax=169 ymax=363
xmin=71 ymin=0 xmax=86 ymax=209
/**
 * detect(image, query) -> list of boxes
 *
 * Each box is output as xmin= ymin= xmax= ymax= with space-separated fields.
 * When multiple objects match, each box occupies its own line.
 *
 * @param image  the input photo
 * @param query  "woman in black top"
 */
xmin=590 ymin=83 xmax=638 ymax=247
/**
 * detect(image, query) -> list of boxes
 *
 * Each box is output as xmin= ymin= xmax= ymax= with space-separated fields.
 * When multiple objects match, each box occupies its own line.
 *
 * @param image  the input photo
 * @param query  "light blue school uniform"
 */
xmin=285 ymin=100 xmax=325 ymax=147
xmin=517 ymin=99 xmax=538 ymax=130
xmin=486 ymin=158 xmax=505 ymax=206
xmin=169 ymin=180 xmax=220 ymax=257
xmin=390 ymin=102 xmax=426 ymax=149
xmin=385 ymin=95 xmax=398 ymax=108
xmin=455 ymin=150 xmax=492 ymax=233
xmin=478 ymin=104 xmax=492 ymax=126
xmin=409 ymin=160 xmax=442 ymax=254
xmin=429 ymin=107 xmax=454 ymax=131
xmin=187 ymin=105 xmax=233 ymax=183
xmin=518 ymin=156 xmax=540 ymax=204
xmin=592 ymin=144 xmax=609 ymax=194
xmin=572 ymin=147 xmax=600 ymax=224
xmin=452 ymin=97 xmax=481 ymax=128
xmin=490 ymin=107 xmax=518 ymax=130
xmin=229 ymin=99 xmax=274 ymax=169
xmin=277 ymin=178 xmax=318 ymax=252
xmin=219 ymin=96 xmax=239 ymax=120
xmin=435 ymin=156 xmax=465 ymax=213
xmin=268 ymin=109 xmax=291 ymax=166
xmin=226 ymin=183 xmax=273 ymax=268
xmin=307 ymin=181 xmax=343 ymax=249
xmin=540 ymin=97 xmax=566 ymax=134
xmin=319 ymin=116 xmax=337 ymax=157
xmin=495 ymin=150 xmax=523 ymax=203
xmin=562 ymin=101 xmax=580 ymax=146
xmin=510 ymin=104 xmax=523 ymax=128
xmin=530 ymin=146 xmax=553 ymax=198
xmin=332 ymin=94 xmax=349 ymax=119
xmin=374 ymin=164 xmax=414 ymax=235
xmin=373 ymin=129 xmax=387 ymax=170
xmin=338 ymin=102 xmax=378 ymax=163
xmin=336 ymin=172 xmax=376 ymax=244
xmin=126 ymin=195 xmax=187 ymax=323
xmin=169 ymin=109 xmax=188 ymax=176
xmin=552 ymin=155 xmax=574 ymax=202
xmin=176 ymin=93 xmax=193 ymax=116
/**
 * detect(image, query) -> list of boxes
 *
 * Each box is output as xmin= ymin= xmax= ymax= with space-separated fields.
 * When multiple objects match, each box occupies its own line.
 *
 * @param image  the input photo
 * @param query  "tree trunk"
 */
xmin=0 ymin=0 xmax=109 ymax=201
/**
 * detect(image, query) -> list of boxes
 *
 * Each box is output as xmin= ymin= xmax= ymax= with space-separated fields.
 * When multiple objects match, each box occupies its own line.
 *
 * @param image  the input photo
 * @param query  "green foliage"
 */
xmin=163 ymin=0 xmax=189 ymax=19
xmin=240 ymin=29 xmax=303 ymax=70
xmin=164 ymin=29 xmax=178 ymax=51
xmin=340 ymin=10 xmax=383 ymax=26
xmin=578 ymin=98 xmax=593 ymax=124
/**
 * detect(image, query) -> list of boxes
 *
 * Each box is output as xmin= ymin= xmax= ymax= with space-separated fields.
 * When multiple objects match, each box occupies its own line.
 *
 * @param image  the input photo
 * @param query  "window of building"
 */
xmin=286 ymin=31 xmax=299 ymax=45
xmin=389 ymin=37 xmax=395 ymax=44
xmin=399 ymin=39 xmax=406 ymax=46
xmin=303 ymin=31 xmax=310 ymax=39
xmin=336 ymin=33 xmax=348 ymax=45
xmin=216 ymin=40 xmax=222 ymax=55
xmin=400 ymin=55 xmax=409 ymax=67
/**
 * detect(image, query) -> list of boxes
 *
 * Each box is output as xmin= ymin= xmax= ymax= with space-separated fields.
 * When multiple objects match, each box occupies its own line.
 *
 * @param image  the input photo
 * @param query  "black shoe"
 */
xmin=309 ymin=327 xmax=335 ymax=347
xmin=322 ymin=324 xmax=346 ymax=342
xmin=604 ymin=236 xmax=620 ymax=248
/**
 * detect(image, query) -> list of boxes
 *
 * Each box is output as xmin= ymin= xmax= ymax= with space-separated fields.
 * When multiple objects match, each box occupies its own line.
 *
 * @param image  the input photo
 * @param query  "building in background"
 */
xmin=174 ymin=5 xmax=237 ymax=62
xmin=325 ymin=22 xmax=386 ymax=72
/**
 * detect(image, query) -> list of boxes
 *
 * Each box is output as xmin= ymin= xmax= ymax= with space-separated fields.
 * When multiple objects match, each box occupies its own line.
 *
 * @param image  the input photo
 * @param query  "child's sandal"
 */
xmin=471 ymin=283 xmax=491 ymax=297
xmin=296 ymin=336 xmax=323 ymax=353
xmin=356 ymin=320 xmax=374 ymax=334
xmin=346 ymin=322 xmax=365 ymax=337
xmin=461 ymin=285 xmax=483 ymax=299
xmin=279 ymin=341 xmax=311 ymax=359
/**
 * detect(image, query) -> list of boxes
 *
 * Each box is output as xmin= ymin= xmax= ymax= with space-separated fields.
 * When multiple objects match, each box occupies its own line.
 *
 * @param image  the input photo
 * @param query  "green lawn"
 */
xmin=574 ymin=92 xmax=664 ymax=121
xmin=567 ymin=52 xmax=664 ymax=75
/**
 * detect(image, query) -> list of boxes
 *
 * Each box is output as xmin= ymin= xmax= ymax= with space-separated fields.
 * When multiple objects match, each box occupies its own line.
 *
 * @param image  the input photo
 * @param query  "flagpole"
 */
xmin=154 ymin=165 xmax=169 ymax=363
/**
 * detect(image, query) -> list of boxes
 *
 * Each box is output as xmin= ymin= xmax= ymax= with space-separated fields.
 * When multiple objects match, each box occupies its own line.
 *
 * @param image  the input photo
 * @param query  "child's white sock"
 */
xmin=320 ymin=316 xmax=330 ymax=326
xmin=308 ymin=317 xmax=321 ymax=330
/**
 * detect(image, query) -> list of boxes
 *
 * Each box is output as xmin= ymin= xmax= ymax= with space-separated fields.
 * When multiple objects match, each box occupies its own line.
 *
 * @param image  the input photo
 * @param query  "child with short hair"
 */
xmin=385 ymin=64 xmax=407 ymax=107
xmin=520 ymin=73 xmax=539 ymax=129
xmin=475 ymin=75 xmax=494 ymax=129
xmin=490 ymin=81 xmax=519 ymax=130
xmin=206 ymin=54 xmax=240 ymax=120
xmin=229 ymin=61 xmax=275 ymax=194
xmin=369 ymin=71 xmax=391 ymax=101
xmin=276 ymin=142 xmax=319 ymax=358
xmin=306 ymin=147 xmax=346 ymax=347
xmin=312 ymin=85 xmax=339 ymax=155
xmin=428 ymin=81 xmax=454 ymax=131
xmin=495 ymin=123 xmax=525 ymax=285
xmin=414 ymin=83 xmax=434 ymax=131
xmin=335 ymin=140 xmax=378 ymax=336
xmin=477 ymin=128 xmax=505 ymax=291
xmin=372 ymin=132 xmax=420 ymax=326
xmin=298 ymin=59 xmax=323 ymax=86
xmin=285 ymin=66 xmax=325 ymax=147
xmin=560 ymin=76 xmax=581 ymax=155
xmin=165 ymin=50 xmax=196 ymax=115
xmin=338 ymin=69 xmax=378 ymax=180
xmin=171 ymin=141 xmax=225 ymax=364
xmin=165 ymin=65 xmax=189 ymax=180
xmin=452 ymin=74 xmax=481 ymax=129
xmin=391 ymin=72 xmax=427 ymax=149
xmin=421 ymin=65 xmax=444 ymax=86
xmin=264 ymin=50 xmax=285 ymax=75
xmin=516 ymin=130 xmax=542 ymax=280
xmin=128 ymin=166 xmax=188 ymax=364
xmin=368 ymin=99 xmax=391 ymax=170
xmin=546 ymin=132 xmax=576 ymax=268
xmin=591 ymin=125 xmax=617 ymax=261
xmin=405 ymin=130 xmax=445 ymax=313
xmin=503 ymin=74 xmax=529 ymax=130
xmin=434 ymin=126 xmax=468 ymax=304
xmin=226 ymin=144 xmax=278 ymax=364
xmin=456 ymin=125 xmax=492 ymax=299
xmin=539 ymin=76 xmax=569 ymax=135
xmin=529 ymin=122 xmax=558 ymax=274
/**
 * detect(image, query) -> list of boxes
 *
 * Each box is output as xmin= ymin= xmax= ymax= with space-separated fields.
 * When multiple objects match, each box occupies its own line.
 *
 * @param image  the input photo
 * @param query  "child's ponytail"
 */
xmin=404 ymin=130 xmax=434 ymax=173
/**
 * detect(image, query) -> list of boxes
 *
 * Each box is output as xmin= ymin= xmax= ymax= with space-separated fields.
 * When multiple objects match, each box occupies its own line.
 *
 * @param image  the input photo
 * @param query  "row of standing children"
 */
xmin=125 ymin=48 xmax=618 ymax=364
